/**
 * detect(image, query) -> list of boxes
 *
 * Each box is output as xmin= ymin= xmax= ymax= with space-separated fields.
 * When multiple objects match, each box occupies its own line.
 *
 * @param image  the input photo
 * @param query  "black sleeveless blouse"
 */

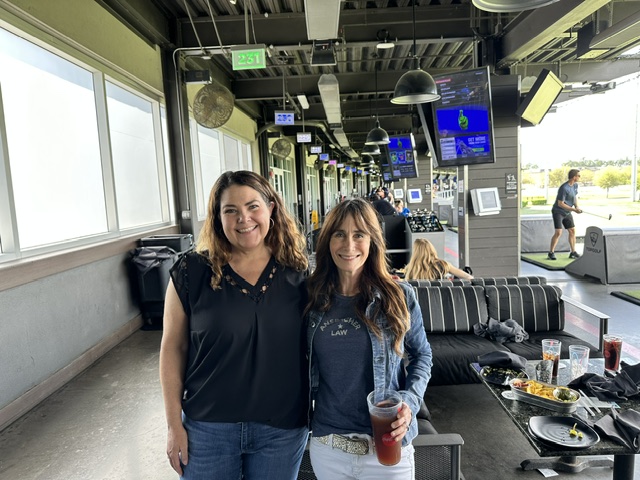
xmin=170 ymin=252 xmax=308 ymax=428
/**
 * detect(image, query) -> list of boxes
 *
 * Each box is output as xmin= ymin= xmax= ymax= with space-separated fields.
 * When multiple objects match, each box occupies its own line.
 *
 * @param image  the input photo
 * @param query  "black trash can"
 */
xmin=131 ymin=245 xmax=179 ymax=329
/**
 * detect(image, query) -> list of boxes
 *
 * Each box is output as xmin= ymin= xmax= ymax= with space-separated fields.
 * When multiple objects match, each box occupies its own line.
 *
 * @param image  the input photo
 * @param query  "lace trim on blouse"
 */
xmin=223 ymin=257 xmax=278 ymax=303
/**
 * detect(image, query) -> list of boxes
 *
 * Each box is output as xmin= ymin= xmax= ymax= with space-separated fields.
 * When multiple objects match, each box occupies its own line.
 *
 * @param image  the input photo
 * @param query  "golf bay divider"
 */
xmin=521 ymin=214 xmax=570 ymax=253
xmin=565 ymin=226 xmax=640 ymax=284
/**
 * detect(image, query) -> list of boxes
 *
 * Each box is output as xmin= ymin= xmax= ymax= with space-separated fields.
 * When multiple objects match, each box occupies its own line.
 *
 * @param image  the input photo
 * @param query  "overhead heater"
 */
xmin=304 ymin=0 xmax=340 ymax=40
xmin=311 ymin=40 xmax=337 ymax=66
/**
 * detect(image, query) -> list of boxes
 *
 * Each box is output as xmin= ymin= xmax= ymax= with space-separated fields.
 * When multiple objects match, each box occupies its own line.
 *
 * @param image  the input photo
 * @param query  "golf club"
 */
xmin=582 ymin=211 xmax=612 ymax=221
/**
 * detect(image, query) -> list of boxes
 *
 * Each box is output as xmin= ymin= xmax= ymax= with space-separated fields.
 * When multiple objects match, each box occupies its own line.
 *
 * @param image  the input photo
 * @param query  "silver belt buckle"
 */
xmin=319 ymin=433 xmax=369 ymax=455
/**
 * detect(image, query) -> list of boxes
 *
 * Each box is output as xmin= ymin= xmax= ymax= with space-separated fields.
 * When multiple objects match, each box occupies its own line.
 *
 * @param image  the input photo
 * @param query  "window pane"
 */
xmin=0 ymin=28 xmax=107 ymax=249
xmin=106 ymin=82 xmax=162 ymax=229
xmin=195 ymin=125 xmax=222 ymax=219
xmin=224 ymin=134 xmax=240 ymax=171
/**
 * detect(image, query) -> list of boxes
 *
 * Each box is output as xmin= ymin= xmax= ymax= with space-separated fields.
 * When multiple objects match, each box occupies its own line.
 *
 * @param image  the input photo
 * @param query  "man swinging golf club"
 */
xmin=548 ymin=169 xmax=582 ymax=260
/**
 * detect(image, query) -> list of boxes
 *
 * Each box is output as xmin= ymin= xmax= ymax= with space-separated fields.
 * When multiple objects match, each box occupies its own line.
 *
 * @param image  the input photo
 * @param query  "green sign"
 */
xmin=231 ymin=46 xmax=266 ymax=71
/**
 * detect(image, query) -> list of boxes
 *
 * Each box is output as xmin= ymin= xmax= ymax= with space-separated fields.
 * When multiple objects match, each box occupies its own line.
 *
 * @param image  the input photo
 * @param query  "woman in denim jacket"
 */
xmin=305 ymin=198 xmax=432 ymax=479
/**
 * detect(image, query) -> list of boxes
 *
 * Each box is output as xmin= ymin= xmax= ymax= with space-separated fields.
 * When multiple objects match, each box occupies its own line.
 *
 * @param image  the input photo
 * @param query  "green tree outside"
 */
xmin=594 ymin=166 xmax=628 ymax=197
xmin=549 ymin=167 xmax=570 ymax=187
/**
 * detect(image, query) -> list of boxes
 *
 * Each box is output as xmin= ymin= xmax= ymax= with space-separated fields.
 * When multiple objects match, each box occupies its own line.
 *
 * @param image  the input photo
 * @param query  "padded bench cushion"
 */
xmin=485 ymin=285 xmax=564 ymax=332
xmin=407 ymin=279 xmax=471 ymax=287
xmin=471 ymin=276 xmax=547 ymax=286
xmin=413 ymin=286 xmax=487 ymax=333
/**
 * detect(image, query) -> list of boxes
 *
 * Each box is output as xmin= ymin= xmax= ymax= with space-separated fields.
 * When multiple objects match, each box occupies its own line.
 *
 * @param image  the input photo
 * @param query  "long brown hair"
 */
xmin=404 ymin=238 xmax=450 ymax=281
xmin=196 ymin=170 xmax=308 ymax=289
xmin=305 ymin=198 xmax=409 ymax=354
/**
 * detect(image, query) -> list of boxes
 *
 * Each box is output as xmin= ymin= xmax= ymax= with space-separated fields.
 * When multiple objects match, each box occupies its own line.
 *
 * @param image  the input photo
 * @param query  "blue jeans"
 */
xmin=181 ymin=415 xmax=309 ymax=480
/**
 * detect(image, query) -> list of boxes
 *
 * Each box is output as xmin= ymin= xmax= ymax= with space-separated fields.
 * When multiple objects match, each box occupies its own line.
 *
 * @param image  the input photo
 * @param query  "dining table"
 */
xmin=471 ymin=358 xmax=639 ymax=480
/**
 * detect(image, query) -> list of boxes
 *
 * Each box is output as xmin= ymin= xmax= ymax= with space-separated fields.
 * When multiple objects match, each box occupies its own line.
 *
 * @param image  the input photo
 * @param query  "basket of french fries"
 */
xmin=509 ymin=378 xmax=581 ymax=413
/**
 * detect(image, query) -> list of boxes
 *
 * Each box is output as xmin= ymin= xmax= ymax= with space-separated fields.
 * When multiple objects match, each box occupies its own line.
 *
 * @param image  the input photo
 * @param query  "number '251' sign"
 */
xmin=231 ymin=45 xmax=266 ymax=71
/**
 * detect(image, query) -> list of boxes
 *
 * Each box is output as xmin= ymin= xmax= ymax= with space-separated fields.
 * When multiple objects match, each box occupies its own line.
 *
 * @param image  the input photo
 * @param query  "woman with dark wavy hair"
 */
xmin=160 ymin=170 xmax=309 ymax=480
xmin=305 ymin=198 xmax=432 ymax=479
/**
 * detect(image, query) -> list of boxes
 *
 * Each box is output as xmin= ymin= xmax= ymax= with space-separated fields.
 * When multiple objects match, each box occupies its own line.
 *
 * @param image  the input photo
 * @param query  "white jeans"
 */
xmin=309 ymin=434 xmax=415 ymax=480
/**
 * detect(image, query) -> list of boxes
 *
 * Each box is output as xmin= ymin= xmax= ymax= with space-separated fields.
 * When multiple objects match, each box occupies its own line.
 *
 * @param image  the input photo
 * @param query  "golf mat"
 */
xmin=521 ymin=252 xmax=575 ymax=270
xmin=611 ymin=290 xmax=640 ymax=307
xmin=448 ymin=226 xmax=458 ymax=233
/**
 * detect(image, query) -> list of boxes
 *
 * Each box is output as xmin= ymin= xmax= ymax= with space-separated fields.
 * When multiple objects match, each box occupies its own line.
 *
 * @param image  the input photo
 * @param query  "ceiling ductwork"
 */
xmin=304 ymin=0 xmax=341 ymax=40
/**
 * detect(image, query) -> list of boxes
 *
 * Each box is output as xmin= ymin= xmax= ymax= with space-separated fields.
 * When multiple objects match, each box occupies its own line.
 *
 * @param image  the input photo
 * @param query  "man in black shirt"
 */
xmin=370 ymin=191 xmax=396 ymax=216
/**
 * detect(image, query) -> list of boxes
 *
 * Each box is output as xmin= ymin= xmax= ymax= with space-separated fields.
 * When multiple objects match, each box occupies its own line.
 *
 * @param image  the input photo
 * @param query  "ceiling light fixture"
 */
xmin=297 ymin=94 xmax=310 ymax=110
xmin=471 ymin=0 xmax=560 ymax=13
xmin=376 ymin=29 xmax=395 ymax=50
xmin=318 ymin=74 xmax=342 ymax=125
xmin=365 ymin=65 xmax=390 ymax=145
xmin=391 ymin=2 xmax=440 ymax=105
xmin=361 ymin=143 xmax=381 ymax=156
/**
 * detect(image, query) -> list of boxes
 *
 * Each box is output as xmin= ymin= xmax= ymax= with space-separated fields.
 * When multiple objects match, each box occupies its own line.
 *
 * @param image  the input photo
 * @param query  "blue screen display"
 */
xmin=385 ymin=134 xmax=418 ymax=179
xmin=431 ymin=67 xmax=495 ymax=167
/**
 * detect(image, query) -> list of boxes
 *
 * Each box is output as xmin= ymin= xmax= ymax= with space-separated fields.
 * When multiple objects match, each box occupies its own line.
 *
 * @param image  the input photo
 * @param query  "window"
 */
xmin=0 ymin=26 xmax=173 ymax=258
xmin=106 ymin=81 xmax=163 ymax=229
xmin=0 ymin=28 xmax=107 ymax=250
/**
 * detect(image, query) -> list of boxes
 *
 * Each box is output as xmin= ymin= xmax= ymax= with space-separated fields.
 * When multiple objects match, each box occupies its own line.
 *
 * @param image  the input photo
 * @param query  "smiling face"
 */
xmin=329 ymin=214 xmax=371 ymax=280
xmin=219 ymin=184 xmax=274 ymax=254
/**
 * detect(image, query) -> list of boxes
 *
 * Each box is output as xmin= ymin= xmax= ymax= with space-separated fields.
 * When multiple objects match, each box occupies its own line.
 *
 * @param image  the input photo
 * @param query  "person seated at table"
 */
xmin=404 ymin=238 xmax=473 ymax=281
xmin=394 ymin=199 xmax=410 ymax=217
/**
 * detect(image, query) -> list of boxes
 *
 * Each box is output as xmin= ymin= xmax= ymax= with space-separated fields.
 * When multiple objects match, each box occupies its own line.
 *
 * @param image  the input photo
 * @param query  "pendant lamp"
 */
xmin=391 ymin=2 xmax=440 ymax=105
xmin=365 ymin=66 xmax=390 ymax=145
xmin=361 ymin=143 xmax=381 ymax=156
xmin=472 ymin=0 xmax=560 ymax=13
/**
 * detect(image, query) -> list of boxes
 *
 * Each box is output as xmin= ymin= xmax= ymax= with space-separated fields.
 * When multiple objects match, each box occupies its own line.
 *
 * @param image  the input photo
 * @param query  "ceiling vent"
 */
xmin=590 ymin=10 xmax=640 ymax=50
xmin=576 ymin=21 xmax=610 ymax=59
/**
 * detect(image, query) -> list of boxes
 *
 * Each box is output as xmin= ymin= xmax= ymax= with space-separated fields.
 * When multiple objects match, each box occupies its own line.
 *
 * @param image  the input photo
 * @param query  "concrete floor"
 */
xmin=0 ymin=228 xmax=638 ymax=480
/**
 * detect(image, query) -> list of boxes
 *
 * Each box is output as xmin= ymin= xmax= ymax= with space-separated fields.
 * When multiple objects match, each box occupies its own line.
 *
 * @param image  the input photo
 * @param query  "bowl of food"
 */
xmin=553 ymin=387 xmax=579 ymax=403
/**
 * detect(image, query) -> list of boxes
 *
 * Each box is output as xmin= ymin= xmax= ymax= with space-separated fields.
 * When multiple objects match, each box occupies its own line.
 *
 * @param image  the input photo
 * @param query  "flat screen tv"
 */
xmin=516 ymin=68 xmax=564 ymax=126
xmin=378 ymin=153 xmax=398 ymax=182
xmin=384 ymin=134 xmax=419 ymax=179
xmin=431 ymin=67 xmax=496 ymax=167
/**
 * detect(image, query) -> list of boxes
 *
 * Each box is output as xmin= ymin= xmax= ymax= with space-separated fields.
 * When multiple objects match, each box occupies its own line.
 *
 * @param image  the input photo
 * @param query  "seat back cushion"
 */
xmin=407 ymin=279 xmax=471 ymax=287
xmin=471 ymin=276 xmax=547 ymax=286
xmin=485 ymin=285 xmax=564 ymax=332
xmin=413 ymin=285 xmax=488 ymax=333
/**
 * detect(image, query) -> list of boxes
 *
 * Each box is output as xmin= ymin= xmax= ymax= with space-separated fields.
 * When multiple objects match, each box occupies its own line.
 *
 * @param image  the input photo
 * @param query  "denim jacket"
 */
xmin=307 ymin=281 xmax=432 ymax=446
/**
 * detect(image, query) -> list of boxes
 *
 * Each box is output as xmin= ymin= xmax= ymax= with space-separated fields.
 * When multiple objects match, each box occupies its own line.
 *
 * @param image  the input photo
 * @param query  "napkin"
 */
xmin=477 ymin=351 xmax=527 ymax=370
xmin=594 ymin=408 xmax=640 ymax=453
xmin=568 ymin=362 xmax=640 ymax=402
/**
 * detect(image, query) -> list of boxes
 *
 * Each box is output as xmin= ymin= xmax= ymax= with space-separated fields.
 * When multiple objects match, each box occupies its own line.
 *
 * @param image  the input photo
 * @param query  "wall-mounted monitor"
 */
xmin=310 ymin=145 xmax=322 ymax=154
xmin=379 ymin=153 xmax=398 ymax=183
xmin=297 ymin=132 xmax=312 ymax=143
xmin=431 ymin=67 xmax=496 ymax=167
xmin=470 ymin=187 xmax=501 ymax=216
xmin=328 ymin=159 xmax=337 ymax=165
xmin=516 ymin=68 xmax=564 ymax=126
xmin=319 ymin=153 xmax=329 ymax=161
xmin=384 ymin=134 xmax=419 ymax=179
xmin=407 ymin=188 xmax=423 ymax=204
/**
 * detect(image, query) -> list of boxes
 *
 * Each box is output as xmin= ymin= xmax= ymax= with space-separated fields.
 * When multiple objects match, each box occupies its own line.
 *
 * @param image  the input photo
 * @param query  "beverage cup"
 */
xmin=535 ymin=360 xmax=554 ymax=384
xmin=569 ymin=345 xmax=590 ymax=380
xmin=541 ymin=339 xmax=561 ymax=377
xmin=603 ymin=334 xmax=623 ymax=372
xmin=366 ymin=389 xmax=402 ymax=466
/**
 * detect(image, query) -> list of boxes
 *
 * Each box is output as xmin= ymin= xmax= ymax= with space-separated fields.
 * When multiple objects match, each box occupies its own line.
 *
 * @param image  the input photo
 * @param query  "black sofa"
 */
xmin=408 ymin=277 xmax=608 ymax=386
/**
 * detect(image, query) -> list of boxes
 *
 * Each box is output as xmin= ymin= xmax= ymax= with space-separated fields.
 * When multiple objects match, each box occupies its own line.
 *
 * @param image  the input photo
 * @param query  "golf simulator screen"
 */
xmin=431 ymin=67 xmax=496 ymax=167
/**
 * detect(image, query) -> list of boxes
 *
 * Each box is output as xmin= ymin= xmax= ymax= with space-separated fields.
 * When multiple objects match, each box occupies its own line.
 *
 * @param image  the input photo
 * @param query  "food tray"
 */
xmin=508 ymin=379 xmax=580 ymax=413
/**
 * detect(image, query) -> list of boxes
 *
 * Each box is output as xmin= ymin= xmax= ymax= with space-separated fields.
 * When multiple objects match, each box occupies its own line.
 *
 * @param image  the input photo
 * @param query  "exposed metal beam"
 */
xmin=498 ymin=0 xmax=611 ymax=68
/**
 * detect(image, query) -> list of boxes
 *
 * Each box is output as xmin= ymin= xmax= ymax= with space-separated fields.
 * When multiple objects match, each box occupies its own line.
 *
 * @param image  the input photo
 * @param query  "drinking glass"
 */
xmin=541 ymin=339 xmax=561 ymax=377
xmin=569 ymin=345 xmax=590 ymax=380
xmin=603 ymin=334 xmax=623 ymax=372
xmin=366 ymin=389 xmax=402 ymax=466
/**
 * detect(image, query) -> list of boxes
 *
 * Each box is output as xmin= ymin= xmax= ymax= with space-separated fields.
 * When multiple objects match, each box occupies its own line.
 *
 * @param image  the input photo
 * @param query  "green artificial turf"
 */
xmin=611 ymin=290 xmax=640 ymax=306
xmin=521 ymin=252 xmax=575 ymax=271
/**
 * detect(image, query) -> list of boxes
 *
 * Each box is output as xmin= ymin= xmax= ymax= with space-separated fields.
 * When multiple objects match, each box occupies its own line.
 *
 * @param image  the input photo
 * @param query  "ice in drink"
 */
xmin=603 ymin=335 xmax=622 ymax=372
xmin=367 ymin=390 xmax=402 ymax=466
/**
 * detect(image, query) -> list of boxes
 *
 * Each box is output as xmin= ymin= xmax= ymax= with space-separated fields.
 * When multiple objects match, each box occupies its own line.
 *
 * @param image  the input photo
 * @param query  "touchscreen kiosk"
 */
xmin=407 ymin=189 xmax=423 ymax=204
xmin=470 ymin=187 xmax=501 ymax=216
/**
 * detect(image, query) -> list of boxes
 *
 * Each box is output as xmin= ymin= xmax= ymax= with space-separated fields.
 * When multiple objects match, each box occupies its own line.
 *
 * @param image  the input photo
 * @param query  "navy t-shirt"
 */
xmin=552 ymin=181 xmax=578 ymax=216
xmin=311 ymin=294 xmax=374 ymax=437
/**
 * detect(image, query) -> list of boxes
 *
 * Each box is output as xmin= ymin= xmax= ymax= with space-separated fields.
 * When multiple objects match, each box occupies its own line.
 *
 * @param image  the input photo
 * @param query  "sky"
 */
xmin=520 ymin=70 xmax=640 ymax=169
